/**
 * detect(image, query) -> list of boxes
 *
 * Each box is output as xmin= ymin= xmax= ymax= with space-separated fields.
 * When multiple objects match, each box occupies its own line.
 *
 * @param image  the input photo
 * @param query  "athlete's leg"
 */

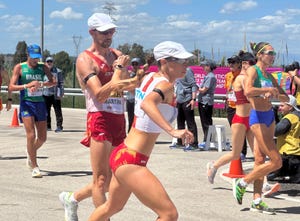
xmin=244 ymin=122 xmax=282 ymax=184
xmin=214 ymin=123 xmax=246 ymax=169
xmin=90 ymin=139 xmax=113 ymax=207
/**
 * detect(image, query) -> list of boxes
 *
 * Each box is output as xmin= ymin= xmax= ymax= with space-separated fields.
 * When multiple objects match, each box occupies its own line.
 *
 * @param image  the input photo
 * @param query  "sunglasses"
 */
xmin=46 ymin=60 xmax=53 ymax=63
xmin=132 ymin=62 xmax=139 ymax=66
xmin=228 ymin=61 xmax=239 ymax=65
xmin=166 ymin=57 xmax=187 ymax=64
xmin=262 ymin=50 xmax=276 ymax=56
xmin=94 ymin=29 xmax=116 ymax=36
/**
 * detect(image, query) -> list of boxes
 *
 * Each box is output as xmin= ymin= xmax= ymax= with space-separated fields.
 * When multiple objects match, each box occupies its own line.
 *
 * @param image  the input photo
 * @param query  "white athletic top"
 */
xmin=134 ymin=72 xmax=177 ymax=133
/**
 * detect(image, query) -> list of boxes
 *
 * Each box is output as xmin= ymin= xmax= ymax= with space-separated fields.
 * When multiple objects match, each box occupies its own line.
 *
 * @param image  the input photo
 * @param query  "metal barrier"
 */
xmin=1 ymin=86 xmax=280 ymax=106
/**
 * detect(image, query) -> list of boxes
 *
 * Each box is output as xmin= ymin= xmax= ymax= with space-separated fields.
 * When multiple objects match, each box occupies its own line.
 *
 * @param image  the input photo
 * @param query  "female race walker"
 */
xmin=207 ymin=50 xmax=280 ymax=197
xmin=207 ymin=51 xmax=256 ymax=183
xmin=88 ymin=41 xmax=194 ymax=221
xmin=233 ymin=42 xmax=288 ymax=214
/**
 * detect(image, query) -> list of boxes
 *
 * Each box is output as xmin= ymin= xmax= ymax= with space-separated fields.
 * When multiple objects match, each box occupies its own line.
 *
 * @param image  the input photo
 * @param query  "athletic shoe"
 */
xmin=183 ymin=145 xmax=196 ymax=151
xmin=32 ymin=167 xmax=43 ymax=178
xmin=232 ymin=178 xmax=246 ymax=205
xmin=250 ymin=201 xmax=276 ymax=215
xmin=55 ymin=127 xmax=63 ymax=133
xmin=207 ymin=161 xmax=217 ymax=184
xmin=262 ymin=183 xmax=281 ymax=197
xmin=198 ymin=142 xmax=206 ymax=148
xmin=240 ymin=153 xmax=246 ymax=161
xmin=59 ymin=192 xmax=78 ymax=221
xmin=169 ymin=143 xmax=177 ymax=148
xmin=198 ymin=142 xmax=206 ymax=151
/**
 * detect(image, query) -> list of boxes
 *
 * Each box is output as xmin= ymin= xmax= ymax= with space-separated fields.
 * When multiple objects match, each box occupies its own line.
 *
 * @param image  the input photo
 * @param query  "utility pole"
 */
xmin=73 ymin=35 xmax=82 ymax=57
xmin=41 ymin=0 xmax=44 ymax=55
xmin=243 ymin=32 xmax=247 ymax=51
xmin=72 ymin=35 xmax=82 ymax=108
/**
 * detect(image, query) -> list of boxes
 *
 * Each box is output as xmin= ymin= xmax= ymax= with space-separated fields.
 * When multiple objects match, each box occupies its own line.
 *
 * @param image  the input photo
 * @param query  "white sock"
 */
xmin=70 ymin=193 xmax=78 ymax=203
xmin=253 ymin=197 xmax=262 ymax=205
xmin=239 ymin=178 xmax=248 ymax=187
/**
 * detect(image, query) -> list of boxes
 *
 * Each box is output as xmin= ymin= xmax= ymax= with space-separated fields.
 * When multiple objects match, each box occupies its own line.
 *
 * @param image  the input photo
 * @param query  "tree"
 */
xmin=42 ymin=49 xmax=51 ymax=61
xmin=0 ymin=54 xmax=4 ymax=66
xmin=117 ymin=43 xmax=147 ymax=63
xmin=117 ymin=43 xmax=131 ymax=56
xmin=13 ymin=41 xmax=27 ymax=65
xmin=53 ymin=51 xmax=72 ymax=76
xmin=130 ymin=43 xmax=145 ymax=63
xmin=189 ymin=49 xmax=200 ymax=65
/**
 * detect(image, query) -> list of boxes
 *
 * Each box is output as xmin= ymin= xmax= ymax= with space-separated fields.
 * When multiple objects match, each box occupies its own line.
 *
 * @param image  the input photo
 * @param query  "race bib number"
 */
xmin=27 ymin=88 xmax=43 ymax=97
xmin=227 ymin=91 xmax=237 ymax=102
xmin=101 ymin=97 xmax=125 ymax=114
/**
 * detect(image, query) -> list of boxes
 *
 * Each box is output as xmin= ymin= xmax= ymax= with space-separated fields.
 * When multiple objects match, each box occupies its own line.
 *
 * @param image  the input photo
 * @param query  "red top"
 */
xmin=235 ymin=90 xmax=249 ymax=105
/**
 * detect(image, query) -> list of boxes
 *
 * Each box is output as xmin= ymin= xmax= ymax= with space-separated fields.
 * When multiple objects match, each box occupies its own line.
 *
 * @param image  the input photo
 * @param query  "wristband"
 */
xmin=192 ymin=98 xmax=196 ymax=101
xmin=7 ymin=98 xmax=12 ymax=102
xmin=115 ymin=64 xmax=125 ymax=70
xmin=23 ymin=84 xmax=27 ymax=89
xmin=39 ymin=81 xmax=44 ymax=88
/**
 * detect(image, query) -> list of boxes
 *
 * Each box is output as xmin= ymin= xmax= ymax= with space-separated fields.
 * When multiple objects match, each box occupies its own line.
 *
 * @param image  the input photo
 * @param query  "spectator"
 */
xmin=268 ymin=95 xmax=300 ymax=183
xmin=175 ymin=67 xmax=199 ymax=150
xmin=125 ymin=57 xmax=141 ymax=133
xmin=198 ymin=59 xmax=217 ymax=148
xmin=43 ymin=56 xmax=64 ymax=132
xmin=0 ymin=64 xmax=12 ymax=111
xmin=9 ymin=44 xmax=56 ymax=178
xmin=288 ymin=64 xmax=300 ymax=109
xmin=225 ymin=55 xmax=248 ymax=160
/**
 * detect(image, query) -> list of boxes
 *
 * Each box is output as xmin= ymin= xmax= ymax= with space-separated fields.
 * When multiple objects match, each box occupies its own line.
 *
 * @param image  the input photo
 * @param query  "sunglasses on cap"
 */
xmin=262 ymin=50 xmax=276 ymax=56
xmin=228 ymin=61 xmax=239 ymax=65
xmin=166 ymin=57 xmax=187 ymax=64
xmin=94 ymin=28 xmax=116 ymax=36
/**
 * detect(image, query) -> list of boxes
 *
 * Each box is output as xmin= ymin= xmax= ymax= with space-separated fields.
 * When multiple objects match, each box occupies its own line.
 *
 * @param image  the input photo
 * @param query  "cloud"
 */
xmin=165 ymin=14 xmax=200 ymax=29
xmin=168 ymin=0 xmax=191 ymax=4
xmin=220 ymin=0 xmax=257 ymax=14
xmin=1 ymin=14 xmax=35 ymax=32
xmin=0 ymin=3 xmax=6 ymax=8
xmin=50 ymin=7 xmax=83 ymax=19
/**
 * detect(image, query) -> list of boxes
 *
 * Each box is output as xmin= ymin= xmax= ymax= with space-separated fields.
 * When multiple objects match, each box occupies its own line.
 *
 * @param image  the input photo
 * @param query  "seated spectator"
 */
xmin=268 ymin=95 xmax=300 ymax=183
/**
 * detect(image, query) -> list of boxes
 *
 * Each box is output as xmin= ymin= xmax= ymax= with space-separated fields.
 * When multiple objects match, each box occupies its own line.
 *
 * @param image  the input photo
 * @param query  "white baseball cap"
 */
xmin=88 ymin=13 xmax=117 ymax=32
xmin=285 ymin=95 xmax=300 ymax=111
xmin=153 ymin=41 xmax=193 ymax=61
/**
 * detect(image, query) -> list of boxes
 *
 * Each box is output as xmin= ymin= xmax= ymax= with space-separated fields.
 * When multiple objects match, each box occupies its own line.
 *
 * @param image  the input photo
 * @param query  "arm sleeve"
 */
xmin=186 ymin=68 xmax=199 ymax=92
xmin=274 ymin=118 xmax=291 ymax=137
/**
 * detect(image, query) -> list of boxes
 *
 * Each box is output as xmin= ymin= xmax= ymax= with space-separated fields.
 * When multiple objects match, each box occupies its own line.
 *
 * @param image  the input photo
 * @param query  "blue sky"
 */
xmin=1 ymin=0 xmax=300 ymax=65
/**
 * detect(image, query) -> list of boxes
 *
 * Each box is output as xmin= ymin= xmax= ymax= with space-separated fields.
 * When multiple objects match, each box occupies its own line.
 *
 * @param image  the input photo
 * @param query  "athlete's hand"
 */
xmin=265 ymin=87 xmax=279 ymax=99
xmin=114 ymin=55 xmax=130 ymax=68
xmin=170 ymin=129 xmax=194 ymax=145
xmin=26 ymin=80 xmax=40 ymax=93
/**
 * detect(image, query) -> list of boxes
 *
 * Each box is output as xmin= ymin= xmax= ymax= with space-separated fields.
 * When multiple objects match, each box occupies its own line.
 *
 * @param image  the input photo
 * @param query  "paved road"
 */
xmin=0 ymin=106 xmax=299 ymax=221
